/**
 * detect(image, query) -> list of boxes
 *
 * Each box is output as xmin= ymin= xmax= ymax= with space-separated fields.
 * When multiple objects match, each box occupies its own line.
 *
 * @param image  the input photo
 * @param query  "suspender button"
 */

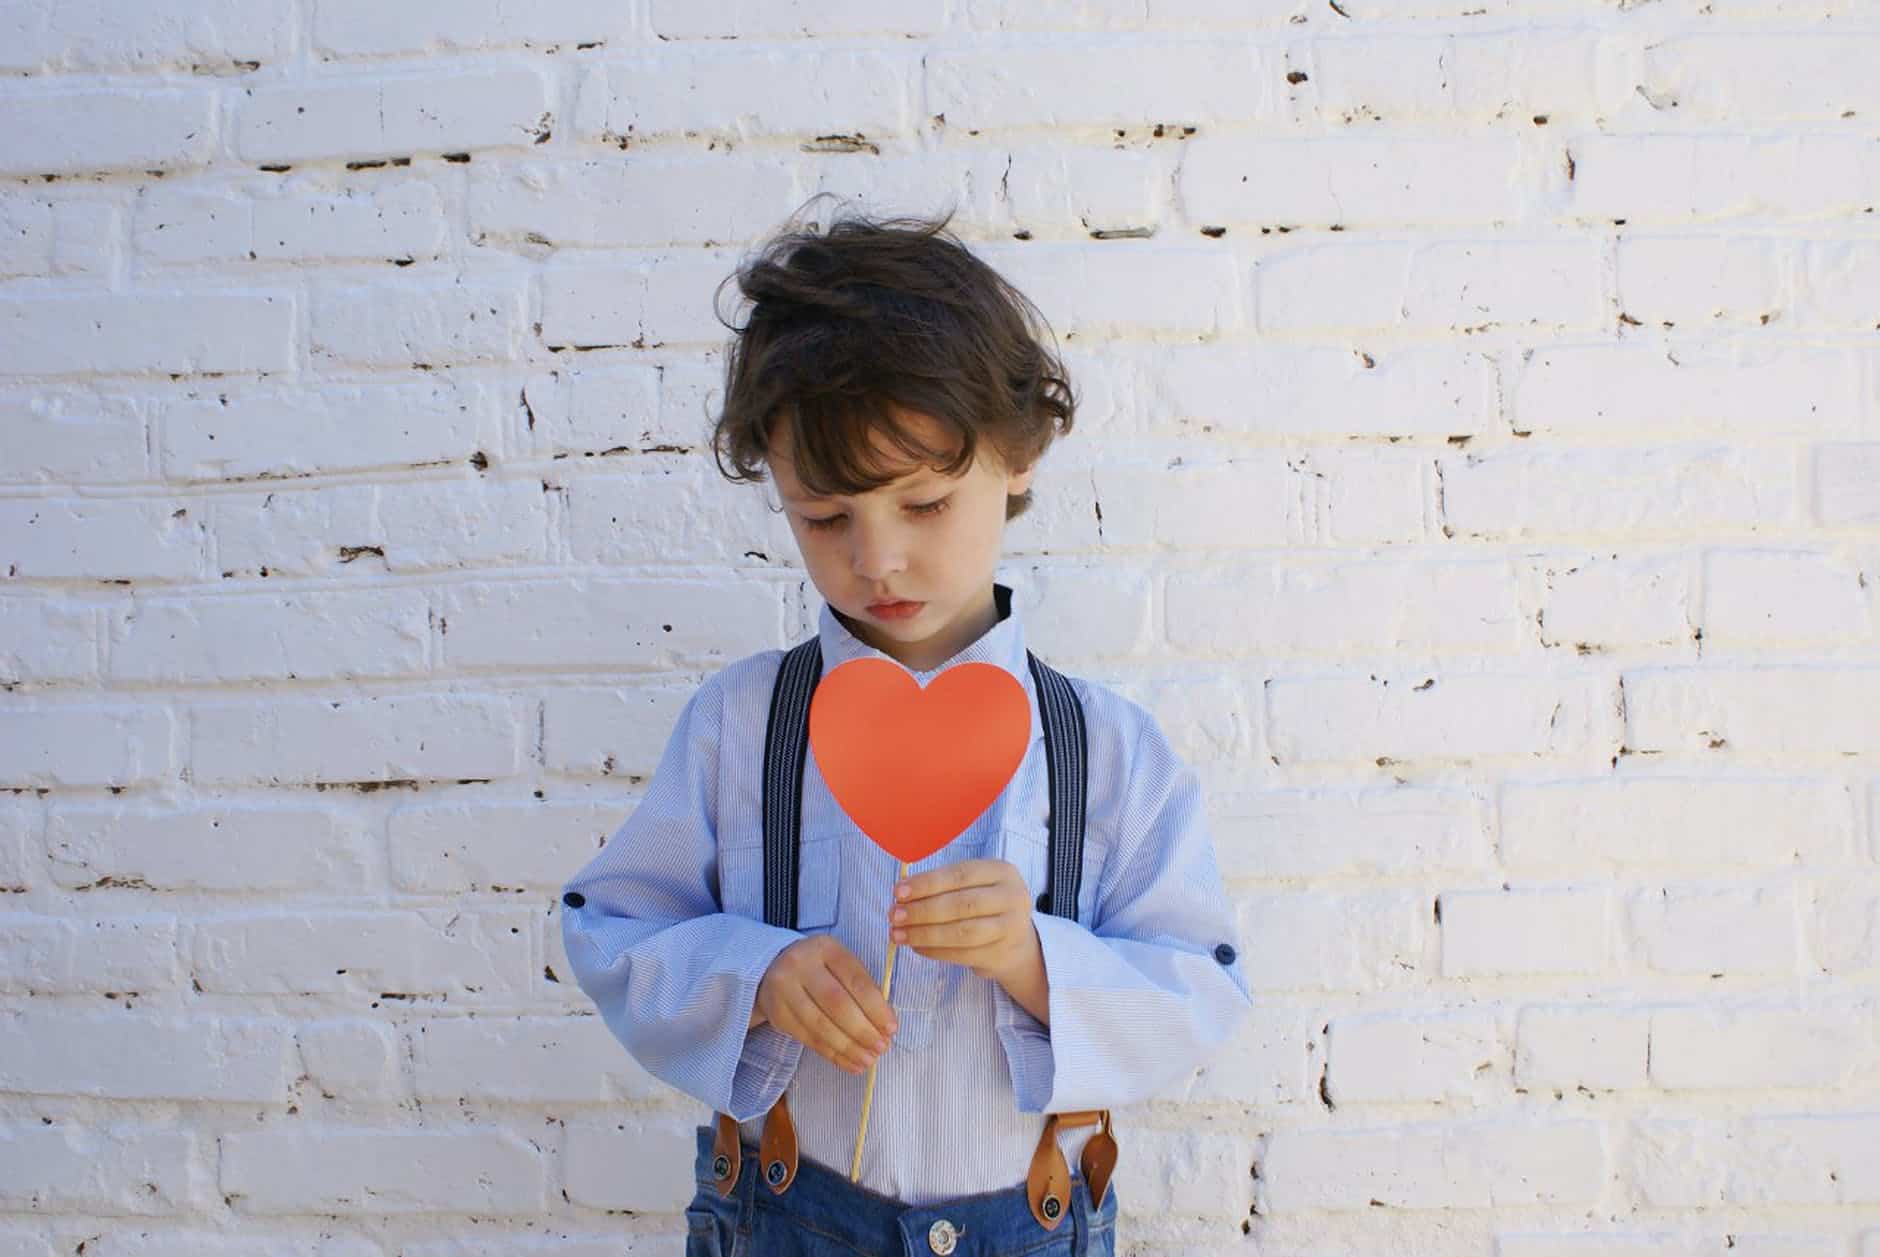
xmin=927 ymin=1219 xmax=959 ymax=1254
xmin=766 ymin=1160 xmax=787 ymax=1186
xmin=712 ymin=1154 xmax=731 ymax=1180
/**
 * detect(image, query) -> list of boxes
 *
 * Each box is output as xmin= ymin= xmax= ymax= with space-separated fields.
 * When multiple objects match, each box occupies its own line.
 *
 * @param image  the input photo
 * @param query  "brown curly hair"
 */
xmin=709 ymin=199 xmax=1075 ymax=521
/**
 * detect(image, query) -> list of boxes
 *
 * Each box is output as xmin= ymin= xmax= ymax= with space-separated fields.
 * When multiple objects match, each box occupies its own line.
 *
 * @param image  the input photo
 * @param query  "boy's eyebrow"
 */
xmin=778 ymin=473 xmax=944 ymax=505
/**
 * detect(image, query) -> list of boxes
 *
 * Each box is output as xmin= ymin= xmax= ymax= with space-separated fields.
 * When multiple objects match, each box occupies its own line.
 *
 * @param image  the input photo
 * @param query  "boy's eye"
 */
xmin=802 ymin=497 xmax=951 ymax=532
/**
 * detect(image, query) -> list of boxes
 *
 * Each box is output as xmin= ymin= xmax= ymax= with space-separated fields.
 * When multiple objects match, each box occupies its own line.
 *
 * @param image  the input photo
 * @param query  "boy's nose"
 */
xmin=848 ymin=527 xmax=906 ymax=581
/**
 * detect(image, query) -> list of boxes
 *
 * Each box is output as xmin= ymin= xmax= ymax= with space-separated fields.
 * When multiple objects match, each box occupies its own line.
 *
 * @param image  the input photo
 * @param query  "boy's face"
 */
xmin=767 ymin=406 xmax=1035 ymax=673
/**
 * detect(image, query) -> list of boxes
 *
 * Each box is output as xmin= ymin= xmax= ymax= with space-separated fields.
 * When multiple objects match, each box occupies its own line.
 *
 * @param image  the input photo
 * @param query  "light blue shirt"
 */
xmin=559 ymin=584 xmax=1253 ymax=1205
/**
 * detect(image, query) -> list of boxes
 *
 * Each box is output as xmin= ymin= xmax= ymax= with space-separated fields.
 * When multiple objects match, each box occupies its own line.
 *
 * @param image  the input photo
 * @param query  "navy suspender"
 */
xmin=758 ymin=638 xmax=1088 ymax=929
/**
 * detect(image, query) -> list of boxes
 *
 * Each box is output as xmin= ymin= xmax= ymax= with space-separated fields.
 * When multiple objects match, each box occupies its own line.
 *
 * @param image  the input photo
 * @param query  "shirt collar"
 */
xmin=816 ymin=581 xmax=1043 ymax=744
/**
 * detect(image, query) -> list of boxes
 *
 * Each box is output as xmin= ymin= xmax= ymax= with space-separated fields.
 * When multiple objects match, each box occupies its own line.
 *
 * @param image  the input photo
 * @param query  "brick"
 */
xmin=563 ymin=1121 xmax=699 ymax=1212
xmin=108 ymin=588 xmax=430 ymax=684
xmin=563 ymin=468 xmax=789 ymax=566
xmin=976 ymin=241 xmax=1243 ymax=337
xmin=190 ymin=909 xmax=534 ymax=997
xmin=1570 ymin=135 xmax=1880 ymax=224
xmin=1210 ymin=785 xmax=1491 ymax=881
xmin=0 ymin=706 xmax=176 ymax=789
xmin=0 ymin=915 xmax=180 ymax=995
xmin=1167 ymin=561 xmax=1523 ymax=657
xmin=1640 ymin=35 xmax=1880 ymax=122
xmin=1438 ymin=886 xmax=1610 ymax=978
xmin=1702 ymin=548 xmax=1871 ymax=646
xmin=163 ymin=374 xmax=503 ymax=482
xmin=1122 ymin=1127 xmax=1250 ymax=1220
xmin=1267 ymin=673 xmax=1604 ymax=763
xmin=238 ymin=70 xmax=553 ymax=164
xmin=436 ymin=578 xmax=782 ymax=672
xmin=310 ymin=275 xmax=529 ymax=367
xmin=0 ymin=497 xmax=204 ymax=582
xmin=0 ymin=290 xmax=294 ymax=377
xmin=0 ymin=598 xmax=100 ymax=683
xmin=0 ymin=1125 xmax=195 ymax=1214
xmin=0 ymin=194 xmax=55 ymax=277
xmin=651 ymin=0 xmax=946 ymax=37
xmin=47 ymin=801 xmax=369 ymax=892
xmin=1515 ymin=1004 xmax=1649 ymax=1092
xmin=1001 ymin=144 xmax=1163 ymax=237
xmin=1326 ymin=1010 xmax=1505 ymax=1104
xmin=0 ymin=390 xmax=147 ymax=484
xmin=1175 ymin=1003 xmax=1319 ymax=1107
xmin=1627 ymin=882 xmax=1800 ymax=976
xmin=521 ymin=364 xmax=664 ymax=458
xmin=1650 ymin=1003 xmax=1872 ymax=1091
xmin=253 ymin=180 xmax=449 ymax=262
xmin=1233 ymin=889 xmax=1428 ymax=992
xmin=313 ymin=0 xmax=632 ymax=55
xmin=0 ymin=0 xmax=291 ymax=71
xmin=1261 ymin=1119 xmax=1606 ymax=1211
xmin=219 ymin=1129 xmax=545 ymax=1213
xmin=1259 ymin=238 xmax=1603 ymax=333
xmin=1614 ymin=235 xmax=1788 ymax=328
xmin=1124 ymin=341 xmax=1498 ymax=440
xmin=1625 ymin=666 xmax=1880 ymax=755
xmin=297 ymin=1019 xmax=401 ymax=1102
xmin=1798 ymin=240 xmax=1880 ymax=329
xmin=469 ymin=155 xmax=801 ymax=248
xmin=1512 ymin=344 xmax=1863 ymax=439
xmin=930 ymin=42 xmax=1273 ymax=130
xmin=1184 ymin=136 xmax=1528 ymax=229
xmin=542 ymin=686 xmax=694 ymax=779
xmin=0 ymin=87 xmax=215 ymax=176
xmin=0 ymin=1010 xmax=291 ymax=1101
xmin=189 ymin=693 xmax=525 ymax=786
xmin=1500 ymin=778 xmax=1854 ymax=872
xmin=412 ymin=1015 xmax=660 ymax=1102
xmin=582 ymin=49 xmax=912 ymax=140
xmin=1815 ymin=444 xmax=1880 ymax=527
xmin=1312 ymin=31 xmax=1616 ymax=127
xmin=1440 ymin=446 xmax=1796 ymax=541
xmin=1532 ymin=553 xmax=1694 ymax=652
xmin=388 ymin=798 xmax=617 ymax=893
xmin=0 ymin=799 xmax=32 ymax=891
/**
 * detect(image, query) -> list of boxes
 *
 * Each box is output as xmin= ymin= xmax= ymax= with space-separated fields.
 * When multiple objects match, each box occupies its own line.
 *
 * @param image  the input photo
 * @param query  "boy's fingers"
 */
xmin=829 ymin=950 xmax=899 ymax=1041
xmin=783 ymin=991 xmax=873 ymax=1073
xmin=807 ymin=965 xmax=889 ymax=1058
xmin=898 ymin=916 xmax=1001 ymax=949
xmin=892 ymin=885 xmax=1005 ymax=927
xmin=896 ymin=859 xmax=1008 ymax=904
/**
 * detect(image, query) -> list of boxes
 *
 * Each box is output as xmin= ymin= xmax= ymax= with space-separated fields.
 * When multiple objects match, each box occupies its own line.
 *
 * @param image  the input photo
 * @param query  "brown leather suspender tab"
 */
xmin=758 ymin=1091 xmax=800 ymax=1194
xmin=710 ymin=1112 xmax=741 ymax=1198
xmin=1026 ymin=1109 xmax=1117 ymax=1230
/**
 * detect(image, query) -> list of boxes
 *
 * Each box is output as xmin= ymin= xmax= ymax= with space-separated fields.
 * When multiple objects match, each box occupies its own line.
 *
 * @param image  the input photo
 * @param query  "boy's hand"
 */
xmin=890 ymin=858 xmax=1039 ymax=986
xmin=754 ymin=935 xmax=898 ymax=1075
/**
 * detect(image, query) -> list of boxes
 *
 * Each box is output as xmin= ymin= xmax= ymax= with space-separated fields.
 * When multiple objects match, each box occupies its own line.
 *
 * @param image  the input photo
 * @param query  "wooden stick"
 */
xmin=850 ymin=859 xmax=909 ymax=1183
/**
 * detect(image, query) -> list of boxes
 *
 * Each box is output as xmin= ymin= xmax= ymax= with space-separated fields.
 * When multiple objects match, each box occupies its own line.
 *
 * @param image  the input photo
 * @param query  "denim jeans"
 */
xmin=684 ymin=1125 xmax=1118 ymax=1256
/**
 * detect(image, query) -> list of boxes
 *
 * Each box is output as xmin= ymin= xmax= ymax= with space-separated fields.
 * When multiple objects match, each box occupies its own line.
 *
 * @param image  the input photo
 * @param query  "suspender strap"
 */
xmin=760 ymin=637 xmax=823 ymax=930
xmin=1026 ymin=650 xmax=1088 ymax=923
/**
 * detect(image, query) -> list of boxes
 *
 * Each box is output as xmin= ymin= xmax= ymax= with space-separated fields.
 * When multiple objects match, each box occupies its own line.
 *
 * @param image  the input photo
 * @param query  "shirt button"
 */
xmin=1213 ymin=942 xmax=1236 ymax=965
xmin=562 ymin=891 xmax=585 ymax=909
xmin=927 ymin=1219 xmax=958 ymax=1255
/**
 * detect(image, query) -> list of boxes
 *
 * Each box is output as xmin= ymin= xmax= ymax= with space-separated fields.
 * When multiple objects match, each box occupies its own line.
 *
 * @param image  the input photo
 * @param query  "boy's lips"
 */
xmin=866 ymin=598 xmax=924 ymax=619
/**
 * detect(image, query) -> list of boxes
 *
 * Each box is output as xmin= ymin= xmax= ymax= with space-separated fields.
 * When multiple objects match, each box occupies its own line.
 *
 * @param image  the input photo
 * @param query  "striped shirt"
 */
xmin=558 ymin=582 xmax=1253 ymax=1205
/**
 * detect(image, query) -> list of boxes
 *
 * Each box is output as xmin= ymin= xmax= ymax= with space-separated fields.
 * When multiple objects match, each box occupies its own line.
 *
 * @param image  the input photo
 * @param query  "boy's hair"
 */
xmin=710 ymin=200 xmax=1075 ymax=521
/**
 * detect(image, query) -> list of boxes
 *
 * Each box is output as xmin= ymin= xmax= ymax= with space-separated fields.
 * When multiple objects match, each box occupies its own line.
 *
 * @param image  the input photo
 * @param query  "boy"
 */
xmin=558 ymin=207 xmax=1252 ymax=1256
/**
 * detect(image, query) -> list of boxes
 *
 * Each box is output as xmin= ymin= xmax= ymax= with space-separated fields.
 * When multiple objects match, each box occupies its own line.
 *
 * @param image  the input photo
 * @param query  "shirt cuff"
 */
xmin=992 ymin=908 xmax=1060 ymax=1112
xmin=718 ymin=928 xmax=807 ymax=1121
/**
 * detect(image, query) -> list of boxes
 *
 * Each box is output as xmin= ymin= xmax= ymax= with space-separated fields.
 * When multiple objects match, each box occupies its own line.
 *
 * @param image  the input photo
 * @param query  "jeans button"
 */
xmin=927 ymin=1218 xmax=958 ymax=1254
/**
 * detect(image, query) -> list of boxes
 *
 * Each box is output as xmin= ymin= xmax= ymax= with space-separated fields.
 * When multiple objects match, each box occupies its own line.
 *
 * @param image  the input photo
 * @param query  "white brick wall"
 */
xmin=0 ymin=1 xmax=1875 ymax=1253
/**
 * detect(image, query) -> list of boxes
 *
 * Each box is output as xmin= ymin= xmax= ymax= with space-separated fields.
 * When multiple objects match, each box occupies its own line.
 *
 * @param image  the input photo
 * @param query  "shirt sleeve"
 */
xmin=558 ymin=672 xmax=808 ymax=1122
xmin=993 ymin=701 xmax=1253 ymax=1113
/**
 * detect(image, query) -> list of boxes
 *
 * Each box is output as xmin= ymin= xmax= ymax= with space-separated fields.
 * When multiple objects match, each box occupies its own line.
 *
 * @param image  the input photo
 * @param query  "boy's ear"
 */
xmin=1004 ymin=460 xmax=1037 ymax=497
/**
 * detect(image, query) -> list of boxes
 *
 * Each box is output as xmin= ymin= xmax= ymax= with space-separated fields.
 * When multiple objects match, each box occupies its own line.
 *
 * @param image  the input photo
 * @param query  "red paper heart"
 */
xmin=807 ymin=657 xmax=1031 ymax=865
